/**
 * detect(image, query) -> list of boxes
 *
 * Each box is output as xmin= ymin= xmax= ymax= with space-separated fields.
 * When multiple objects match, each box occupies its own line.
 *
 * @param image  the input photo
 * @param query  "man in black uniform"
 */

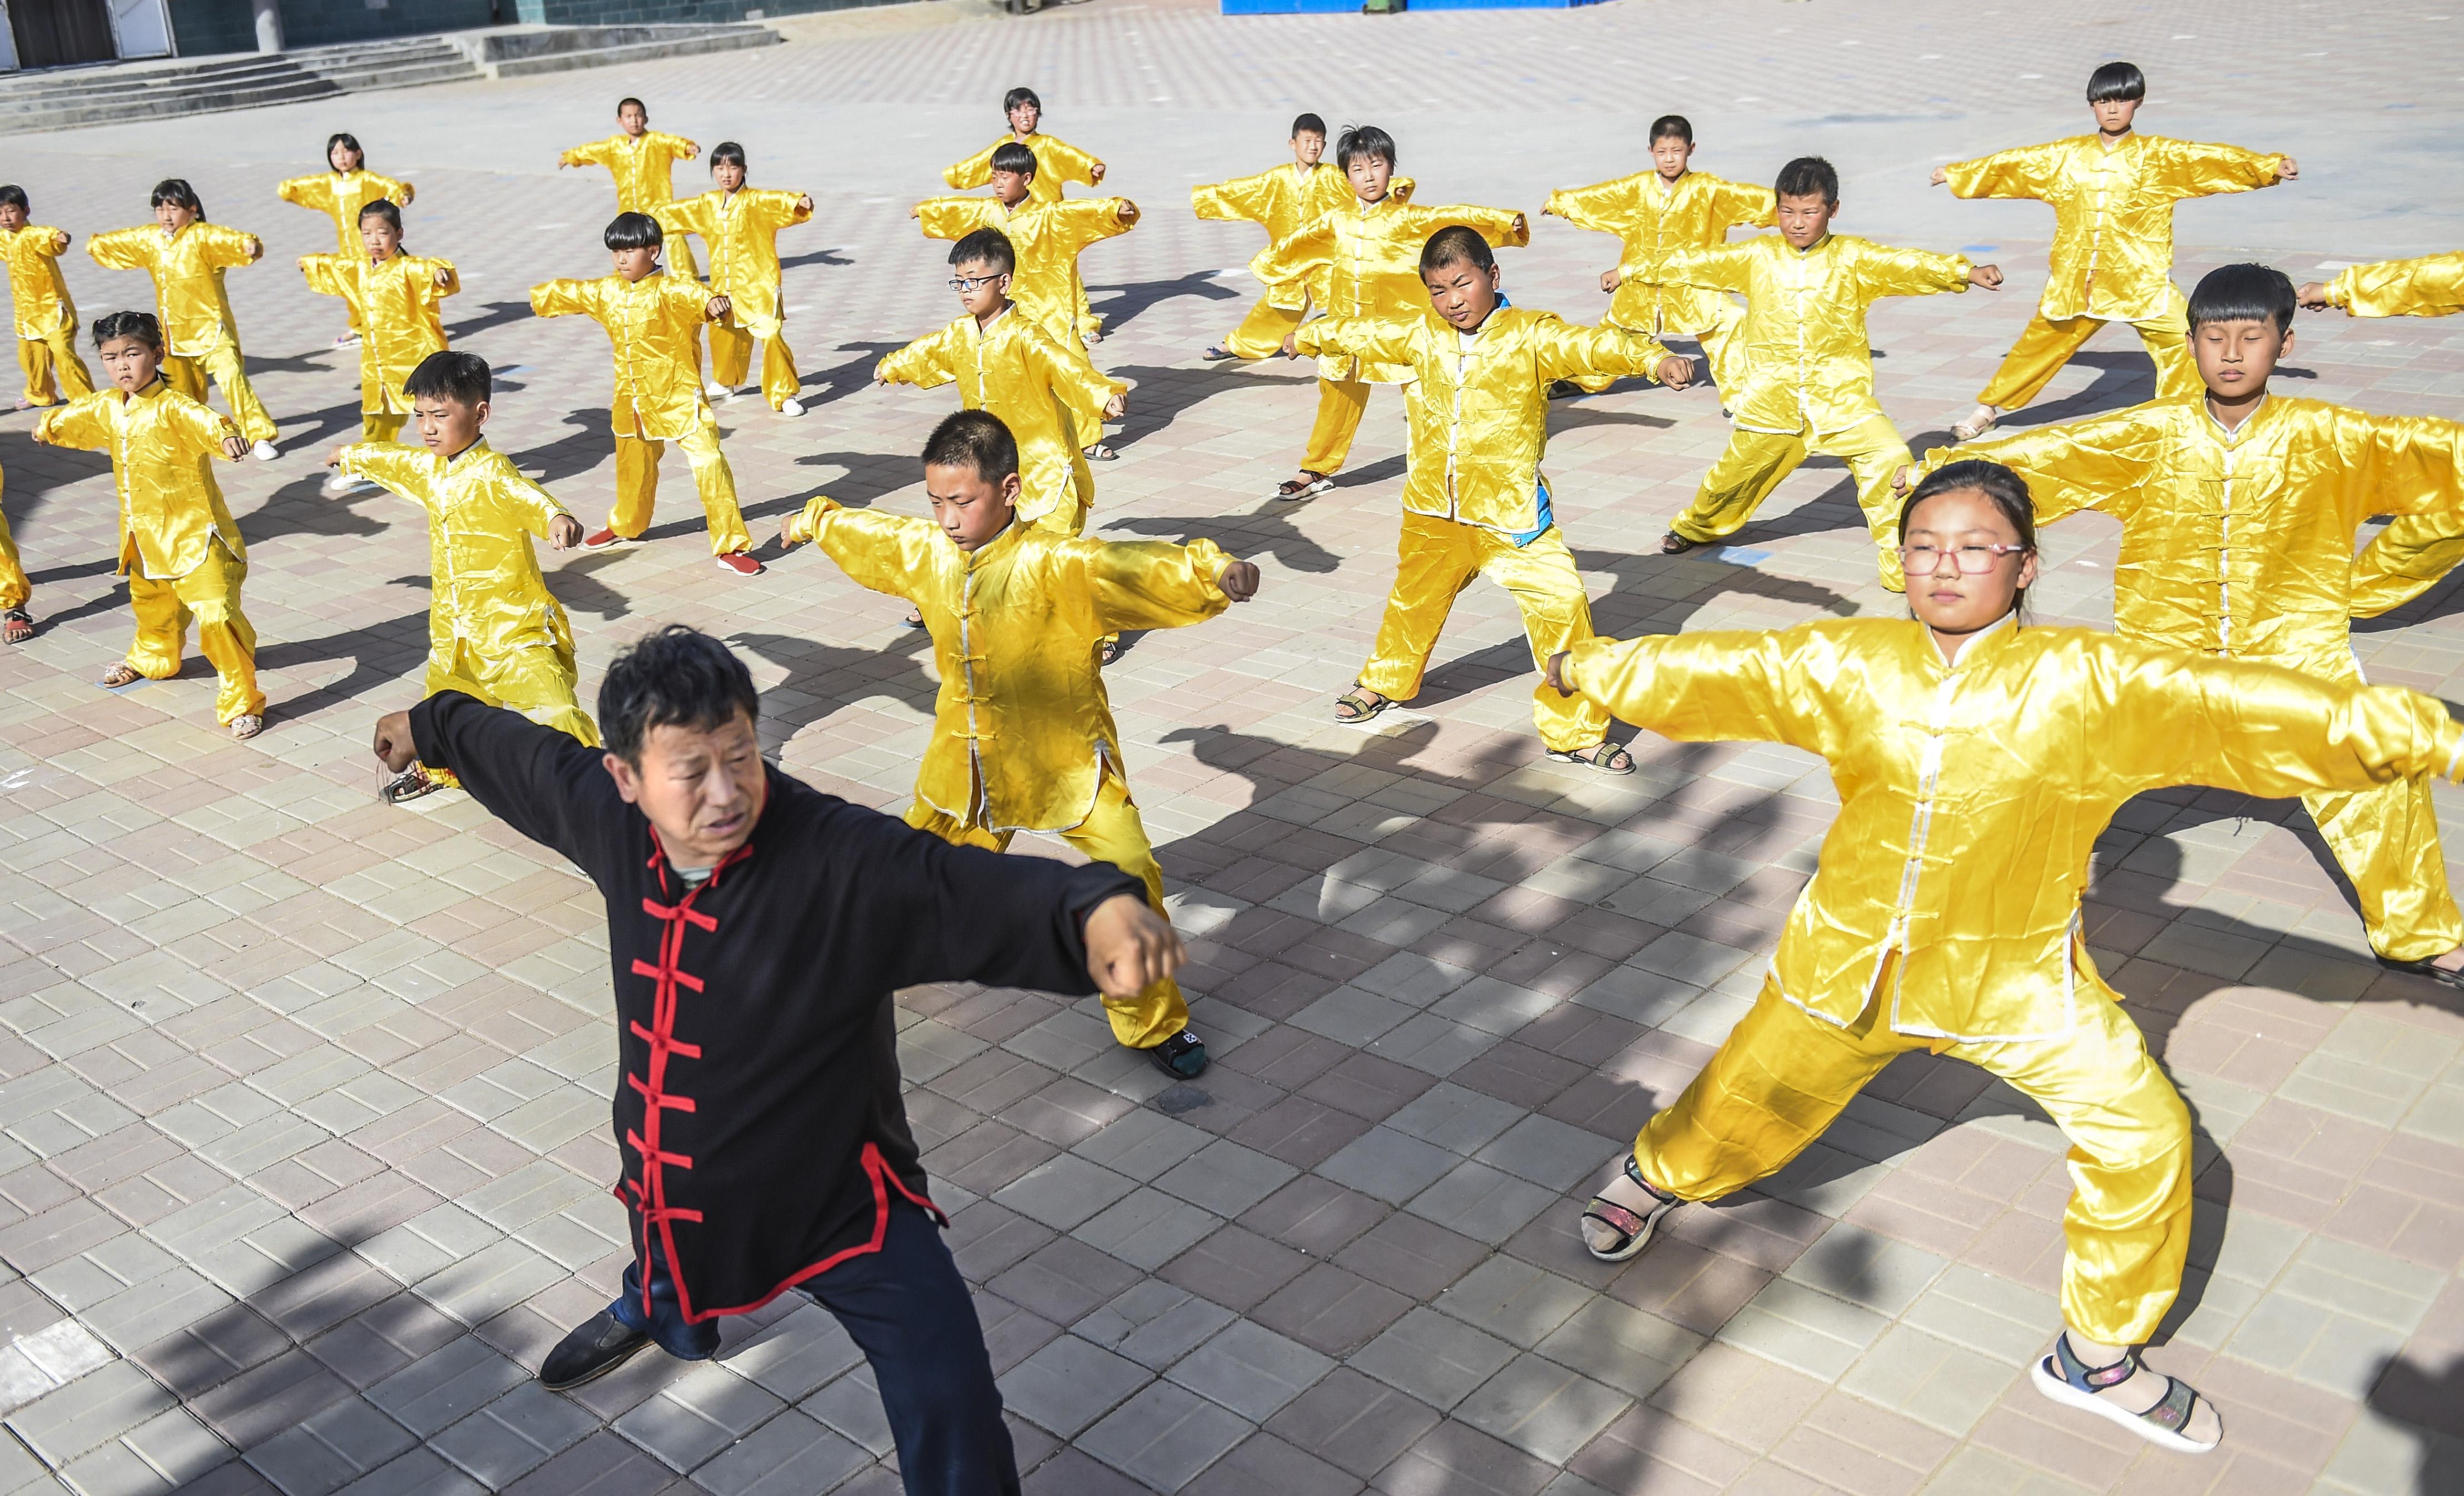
xmin=372 ymin=624 xmax=1183 ymax=1496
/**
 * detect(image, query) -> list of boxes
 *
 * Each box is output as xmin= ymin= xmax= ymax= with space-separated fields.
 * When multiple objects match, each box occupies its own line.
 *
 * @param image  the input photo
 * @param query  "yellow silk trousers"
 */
xmin=708 ymin=320 xmax=801 ymax=411
xmin=0 ymin=500 xmax=27 ymax=612
xmin=1977 ymin=289 xmax=2198 ymax=411
xmin=1302 ymin=378 xmax=1371 ymax=475
xmin=125 ymin=539 xmax=263 ymax=723
xmin=611 ymin=428 xmax=751 ymax=555
xmin=17 ymin=329 xmax=92 ymax=407
xmin=363 ymin=411 xmax=407 ymax=444
xmin=2304 ymin=779 xmax=2462 ymax=961
xmin=1357 ymin=513 xmax=1612 ymax=753
xmin=1638 ymin=978 xmax=2192 ymax=1346
xmin=904 ymin=770 xmax=1189 ymax=1048
xmin=1675 ymin=415 xmax=1911 ymax=590
xmin=1571 ymin=296 xmax=1748 ymax=396
xmin=1222 ymin=297 xmax=1306 ymax=361
xmin=665 ymin=236 xmax=701 ymax=281
xmin=2349 ymin=517 xmax=2464 ymax=619
xmin=165 ymin=344 xmax=277 ymax=445
xmin=425 ymin=637 xmax=599 ymax=746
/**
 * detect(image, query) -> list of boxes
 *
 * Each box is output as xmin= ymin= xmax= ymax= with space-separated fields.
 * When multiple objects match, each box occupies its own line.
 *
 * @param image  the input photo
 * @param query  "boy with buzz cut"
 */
xmin=298 ymin=200 xmax=457 ymax=454
xmin=1192 ymin=112 xmax=1381 ymax=362
xmin=324 ymin=350 xmax=594 ymax=804
xmin=1642 ymin=155 xmax=1999 ymax=589
xmin=560 ymin=97 xmax=702 ymax=278
xmin=36 ymin=310 xmax=262 ymax=738
xmin=531 ymin=212 xmax=760 ymax=576
xmin=1544 ymin=113 xmax=1774 ymax=397
xmin=0 ymin=186 xmax=91 ymax=410
xmin=1254 ymin=123 xmax=1530 ymax=501
xmin=655 ymin=143 xmax=812 ymax=417
xmin=1935 ymin=61 xmax=2294 ymax=440
xmin=1300 ymin=226 xmax=1695 ymax=772
xmin=1897 ymin=263 xmax=2464 ymax=988
xmin=945 ymin=86 xmax=1107 ymax=342
xmin=779 ymin=409 xmax=1261 ymax=1081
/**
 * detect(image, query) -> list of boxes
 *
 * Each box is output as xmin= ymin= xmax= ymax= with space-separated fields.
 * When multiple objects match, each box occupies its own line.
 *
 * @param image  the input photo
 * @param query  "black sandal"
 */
xmin=2029 ymin=1335 xmax=2219 ymax=1454
xmin=1660 ymin=531 xmax=1702 ymax=555
xmin=1149 ymin=1030 xmax=1208 ymax=1078
xmin=2 ymin=609 xmax=31 ymax=645
xmin=1547 ymin=742 xmax=1635 ymax=776
xmin=2375 ymin=953 xmax=2464 ymax=989
xmin=1580 ymin=1154 xmax=1680 ymax=1262
xmin=1333 ymin=686 xmax=1390 ymax=724
xmin=1276 ymin=471 xmax=1333 ymax=501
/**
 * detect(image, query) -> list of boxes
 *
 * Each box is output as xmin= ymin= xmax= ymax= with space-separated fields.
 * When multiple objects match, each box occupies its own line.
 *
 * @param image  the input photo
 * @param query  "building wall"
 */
xmin=168 ymin=0 xmax=496 ymax=55
xmin=512 ymin=0 xmax=900 ymax=23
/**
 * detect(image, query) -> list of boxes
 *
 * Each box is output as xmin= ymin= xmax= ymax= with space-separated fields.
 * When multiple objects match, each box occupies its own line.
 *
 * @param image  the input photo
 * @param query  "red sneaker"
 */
xmin=581 ymin=529 xmax=630 ymax=549
xmin=715 ymin=551 xmax=762 ymax=576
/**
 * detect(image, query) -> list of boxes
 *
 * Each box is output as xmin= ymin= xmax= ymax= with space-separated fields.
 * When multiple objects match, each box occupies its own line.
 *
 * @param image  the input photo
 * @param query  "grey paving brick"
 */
xmin=725 ymin=1305 xmax=863 ymax=1404
xmin=1779 ymin=1222 xmax=1948 ymax=1317
xmin=1077 ymin=1379 xmax=1252 ymax=1494
xmin=1454 ymin=1352 xmax=1630 ymax=1465
xmin=432 ymin=1383 xmax=596 ymax=1488
xmin=242 ymin=1396 xmax=415 ymax=1496
xmin=366 ymin=1339 xmax=527 ymax=1439
xmin=798 ymin=1368 xmax=894 ymax=1459
xmin=1153 ymin=1141 xmax=1296 ymax=1220
xmin=1164 ymin=1320 xmax=1332 ymax=1422
xmin=1315 ymin=1129 xmax=1457 ymax=1207
xmin=991 ymin=1155 xmax=1139 ymax=1233
xmin=1472 ymin=1115 xmax=1615 ymax=1191
xmin=1384 ymin=1085 xmax=1525 ymax=1157
xmin=1434 ymin=1258 xmax=1591 ymax=1350
xmin=998 ymin=1335 xmax=1152 ymax=1439
xmin=1072 ymin=1110 xmax=1212 ymax=1183
xmin=1350 ymin=1309 xmax=1515 ymax=1412
xmin=1074 ymin=1189 xmax=1223 ymax=1272
xmin=688 ymin=1409 xmax=868 ymax=1496
xmin=1076 ymin=1283 xmax=1237 ymax=1373
xmin=6 ymin=1362 xmax=172 ymax=1467
xmin=1405 ymin=1161 xmax=1558 ymax=1247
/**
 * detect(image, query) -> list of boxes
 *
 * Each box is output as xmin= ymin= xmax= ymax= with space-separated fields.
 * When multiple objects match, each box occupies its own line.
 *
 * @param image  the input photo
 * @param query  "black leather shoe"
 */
xmin=1149 ymin=1030 xmax=1209 ymax=1079
xmin=539 ymin=1310 xmax=651 ymax=1391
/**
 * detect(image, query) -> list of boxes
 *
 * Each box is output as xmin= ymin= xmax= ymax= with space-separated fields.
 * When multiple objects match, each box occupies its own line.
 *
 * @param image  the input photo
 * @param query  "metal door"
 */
xmin=10 ymin=0 xmax=117 ymax=66
xmin=105 ymin=0 xmax=167 ymax=57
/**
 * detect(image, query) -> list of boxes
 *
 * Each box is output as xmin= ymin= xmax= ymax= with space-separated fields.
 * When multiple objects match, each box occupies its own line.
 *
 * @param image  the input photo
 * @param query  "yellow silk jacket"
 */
xmin=1253 ymin=198 xmax=1530 ymax=383
xmin=1192 ymin=163 xmax=1394 ymax=310
xmin=301 ymin=252 xmax=459 ymax=413
xmin=1563 ymin=617 xmax=2464 ymax=1041
xmin=529 ymin=275 xmax=718 ymax=440
xmin=944 ymin=132 xmax=1100 ymax=203
xmin=561 ymin=132 xmax=697 ymax=215
xmin=276 ymin=169 xmax=416 ymax=257
xmin=2322 ymin=251 xmax=2464 ymax=319
xmin=786 ymin=499 xmax=1233 ymax=831
xmin=654 ymin=188 xmax=811 ymax=338
xmin=1926 ymin=395 xmax=2464 ymax=677
xmin=915 ymin=196 xmax=1131 ymax=350
xmin=36 ymin=381 xmax=242 ymax=580
xmin=1641 ymin=233 xmax=1970 ymax=436
xmin=877 ymin=310 xmax=1122 ymax=526
xmin=0 ymin=224 xmax=75 ymax=338
xmin=1545 ymin=170 xmax=1776 ymax=332
xmin=1942 ymin=133 xmax=2282 ymax=322
xmin=1297 ymin=307 xmax=1673 ymax=533
xmin=336 ymin=438 xmax=577 ymax=657
xmin=88 ymin=222 xmax=259 ymax=358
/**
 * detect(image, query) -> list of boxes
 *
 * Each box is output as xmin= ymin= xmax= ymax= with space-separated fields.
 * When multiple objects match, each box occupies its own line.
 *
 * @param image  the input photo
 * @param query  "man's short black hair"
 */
xmin=2086 ymin=61 xmax=2146 ymax=103
xmin=357 ymin=199 xmax=402 ymax=233
xmin=1419 ymin=225 xmax=1494 ymax=279
xmin=151 ymin=178 xmax=203 ymax=216
xmin=92 ymin=310 xmax=163 ymax=350
xmin=405 ymin=350 xmax=490 ymax=407
xmin=989 ymin=142 xmax=1038 ymax=178
xmin=1649 ymin=114 xmax=1693 ymax=146
xmin=923 ymin=409 xmax=1019 ymax=483
xmin=604 ymin=212 xmax=664 ymax=251
xmin=950 ymin=227 xmax=1016 ymax=277
xmin=1292 ymin=112 xmax=1326 ymax=139
xmin=1004 ymin=86 xmax=1042 ymax=114
xmin=1774 ymin=156 xmax=1839 ymax=205
xmin=710 ymin=141 xmax=746 ymax=171
xmin=1336 ymin=124 xmax=1397 ymax=171
xmin=0 ymin=185 xmax=27 ymax=213
xmin=617 ymin=96 xmax=647 ymax=116
xmin=2188 ymin=262 xmax=2296 ymax=335
xmin=599 ymin=625 xmax=761 ymax=766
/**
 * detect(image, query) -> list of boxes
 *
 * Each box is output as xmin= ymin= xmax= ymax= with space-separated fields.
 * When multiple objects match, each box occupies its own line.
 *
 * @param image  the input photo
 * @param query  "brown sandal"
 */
xmin=1333 ymin=686 xmax=1390 ymax=724
xmin=1659 ymin=531 xmax=1702 ymax=555
xmin=98 ymin=663 xmax=141 ymax=688
xmin=1548 ymin=741 xmax=1635 ymax=776
xmin=2 ymin=609 xmax=31 ymax=645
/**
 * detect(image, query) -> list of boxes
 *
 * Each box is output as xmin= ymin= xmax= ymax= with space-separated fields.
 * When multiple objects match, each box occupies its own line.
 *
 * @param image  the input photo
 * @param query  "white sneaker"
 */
xmin=703 ymin=381 xmax=728 ymax=400
xmin=334 ymin=331 xmax=359 ymax=347
xmin=250 ymin=440 xmax=279 ymax=461
xmin=1951 ymin=404 xmax=2002 ymax=441
xmin=779 ymin=397 xmax=806 ymax=418
xmin=321 ymin=473 xmax=369 ymax=496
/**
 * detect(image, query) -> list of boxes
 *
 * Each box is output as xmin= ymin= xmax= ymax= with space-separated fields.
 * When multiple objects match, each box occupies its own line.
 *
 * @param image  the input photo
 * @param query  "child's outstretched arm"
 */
xmin=1052 ymin=198 xmax=1139 ymax=254
xmin=298 ymin=254 xmax=349 ymax=299
xmin=1541 ymin=177 xmax=1635 ymax=232
xmin=1292 ymin=316 xmax=1419 ymax=369
xmin=1896 ymin=404 xmax=2165 ymax=524
xmin=275 ymin=173 xmax=336 ymax=212
xmin=325 ymin=440 xmax=433 ymax=499
xmin=943 ymin=142 xmax=999 ymax=192
xmin=1627 ymin=240 xmax=1752 ymax=292
xmin=777 ymin=495 xmax=940 ymax=598
xmin=85 ymin=227 xmax=150 ymax=272
xmin=1534 ymin=319 xmax=1693 ymax=391
xmin=913 ymin=197 xmax=989 ymax=242
xmin=1250 ymin=220 xmax=1337 ymax=295
xmin=528 ymin=278 xmax=603 ymax=321
xmin=1716 ymin=180 xmax=1779 ymax=231
xmin=1084 ymin=535 xmax=1245 ymax=634
xmin=1933 ymin=141 xmax=2064 ymax=200
xmin=876 ymin=326 xmax=960 ymax=390
xmin=2155 ymin=138 xmax=2294 ymax=199
xmin=1853 ymin=241 xmax=1995 ymax=300
xmin=1043 ymin=137 xmax=1104 ymax=189
xmin=1427 ymin=205 xmax=1530 ymax=250
xmin=2346 ymin=409 xmax=2464 ymax=528
xmin=1191 ymin=168 xmax=1280 ymax=225
xmin=652 ymin=198 xmax=712 ymax=246
xmin=1023 ymin=327 xmax=1126 ymax=418
xmin=2302 ymin=252 xmax=2464 ymax=318
xmin=1547 ymin=624 xmax=1829 ymax=754
xmin=199 ymin=223 xmax=263 ymax=271
xmin=424 ymin=258 xmax=461 ymax=299
xmin=31 ymin=401 xmax=105 ymax=451
xmin=34 ymin=227 xmax=68 ymax=257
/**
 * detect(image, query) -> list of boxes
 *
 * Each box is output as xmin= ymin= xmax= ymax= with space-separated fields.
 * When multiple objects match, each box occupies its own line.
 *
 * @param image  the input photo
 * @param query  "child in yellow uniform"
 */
xmin=532 ymin=213 xmax=758 ymax=575
xmin=1302 ymin=227 xmax=1692 ymax=770
xmin=2296 ymin=251 xmax=2464 ymax=615
xmin=36 ymin=311 xmax=262 ymax=737
xmin=276 ymin=132 xmax=416 ymax=346
xmin=1900 ymin=264 xmax=2464 ymax=985
xmin=324 ymin=351 xmax=596 ymax=803
xmin=298 ymin=200 xmax=457 ymax=452
xmin=1545 ymin=114 xmax=1774 ymax=396
xmin=655 ymin=143 xmax=812 ymax=416
xmin=944 ymin=87 xmax=1107 ymax=342
xmin=560 ymin=98 xmax=703 ymax=279
xmin=1644 ymin=156 xmax=1997 ymax=589
xmin=88 ymin=180 xmax=279 ymax=459
xmin=1193 ymin=113 xmax=1357 ymax=362
xmin=779 ymin=409 xmax=1258 ymax=1080
xmin=1934 ymin=61 xmax=2292 ymax=440
xmin=0 ymin=186 xmax=90 ymax=411
xmin=1556 ymin=461 xmax=2464 ymax=1459
xmin=1252 ymin=125 xmax=1528 ymax=501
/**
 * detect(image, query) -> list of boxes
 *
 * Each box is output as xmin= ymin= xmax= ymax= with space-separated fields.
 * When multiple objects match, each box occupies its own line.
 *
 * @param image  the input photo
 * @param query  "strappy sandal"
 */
xmin=1276 ymin=471 xmax=1333 ymax=502
xmin=2374 ymin=953 xmax=2464 ymax=989
xmin=1659 ymin=531 xmax=1701 ymax=555
xmin=98 ymin=663 xmax=141 ymax=688
xmin=1333 ymin=685 xmax=1390 ymax=724
xmin=381 ymin=763 xmax=441 ymax=804
xmin=1083 ymin=443 xmax=1118 ymax=461
xmin=1547 ymin=742 xmax=1635 ymax=776
xmin=228 ymin=714 xmax=264 ymax=741
xmin=2 ymin=609 xmax=32 ymax=645
xmin=2030 ymin=1336 xmax=2219 ymax=1455
xmin=1580 ymin=1153 xmax=1681 ymax=1262
xmin=1098 ymin=639 xmax=1121 ymax=667
xmin=1201 ymin=345 xmax=1239 ymax=362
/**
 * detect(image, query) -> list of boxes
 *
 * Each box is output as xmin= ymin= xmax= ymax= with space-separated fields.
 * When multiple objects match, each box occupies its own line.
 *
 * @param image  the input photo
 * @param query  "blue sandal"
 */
xmin=2029 ymin=1335 xmax=2219 ymax=1454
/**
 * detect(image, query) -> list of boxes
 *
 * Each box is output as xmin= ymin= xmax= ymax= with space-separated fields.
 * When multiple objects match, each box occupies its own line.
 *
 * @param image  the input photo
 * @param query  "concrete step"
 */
xmin=483 ymin=27 xmax=779 ymax=78
xmin=0 ymin=74 xmax=339 ymax=131
xmin=305 ymin=59 xmax=483 ymax=94
xmin=0 ymin=55 xmax=294 ymax=106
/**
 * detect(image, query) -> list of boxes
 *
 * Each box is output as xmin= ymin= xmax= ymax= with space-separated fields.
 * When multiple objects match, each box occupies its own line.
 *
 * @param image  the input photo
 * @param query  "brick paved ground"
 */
xmin=0 ymin=1 xmax=2461 ymax=1492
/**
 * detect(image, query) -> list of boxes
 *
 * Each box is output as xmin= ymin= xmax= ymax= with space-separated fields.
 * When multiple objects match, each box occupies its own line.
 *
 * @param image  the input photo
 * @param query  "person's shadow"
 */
xmin=2368 ymin=1350 xmax=2464 ymax=1493
xmin=1097 ymin=499 xmax=1344 ymax=576
xmin=726 ymin=629 xmax=936 ymax=756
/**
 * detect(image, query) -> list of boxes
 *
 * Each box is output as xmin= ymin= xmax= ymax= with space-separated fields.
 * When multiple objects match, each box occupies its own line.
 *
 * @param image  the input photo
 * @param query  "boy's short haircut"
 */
xmin=949 ymin=227 xmax=1017 ymax=277
xmin=604 ymin=211 xmax=665 ymax=251
xmin=1649 ymin=114 xmax=1694 ymax=146
xmin=989 ymin=141 xmax=1039 ymax=178
xmin=2187 ymin=262 xmax=2297 ymax=335
xmin=1336 ymin=125 xmax=1397 ymax=171
xmin=326 ymin=131 xmax=362 ymax=162
xmin=710 ymin=141 xmax=747 ymax=170
xmin=150 ymin=178 xmax=203 ymax=216
xmin=1292 ymin=112 xmax=1327 ymax=139
xmin=92 ymin=310 xmax=163 ymax=350
xmin=1419 ymin=225 xmax=1495 ymax=279
xmin=617 ymin=96 xmax=647 ymax=116
xmin=405 ymin=350 xmax=490 ymax=407
xmin=1003 ymin=86 xmax=1042 ymax=115
xmin=923 ymin=409 xmax=1020 ymax=483
xmin=0 ymin=185 xmax=27 ymax=212
xmin=357 ymin=199 xmax=403 ymax=233
xmin=2086 ymin=61 xmax=2146 ymax=103
xmin=598 ymin=624 xmax=761 ymax=766
xmin=1773 ymin=156 xmax=1839 ymax=205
